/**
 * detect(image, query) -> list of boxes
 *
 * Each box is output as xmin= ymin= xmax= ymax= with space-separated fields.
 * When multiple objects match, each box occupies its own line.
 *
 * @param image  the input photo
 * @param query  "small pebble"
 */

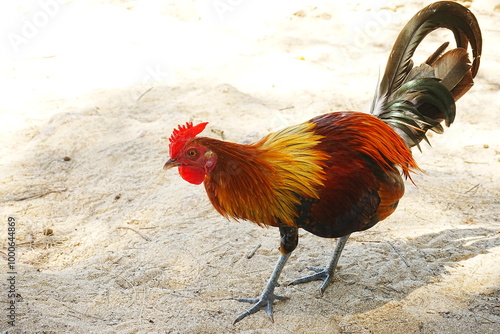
xmin=43 ymin=228 xmax=54 ymax=236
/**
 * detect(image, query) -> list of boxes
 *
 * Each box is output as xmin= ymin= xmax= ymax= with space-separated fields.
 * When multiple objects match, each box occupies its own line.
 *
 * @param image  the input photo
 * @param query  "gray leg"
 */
xmin=289 ymin=234 xmax=350 ymax=294
xmin=233 ymin=224 xmax=298 ymax=324
xmin=234 ymin=252 xmax=291 ymax=324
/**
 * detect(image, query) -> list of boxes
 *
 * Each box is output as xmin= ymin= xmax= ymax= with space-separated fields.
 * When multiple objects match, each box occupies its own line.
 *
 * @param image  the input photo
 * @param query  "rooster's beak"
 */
xmin=163 ymin=159 xmax=181 ymax=170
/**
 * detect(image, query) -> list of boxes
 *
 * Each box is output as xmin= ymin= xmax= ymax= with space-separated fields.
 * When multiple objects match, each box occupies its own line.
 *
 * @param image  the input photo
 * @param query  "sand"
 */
xmin=1 ymin=0 xmax=499 ymax=333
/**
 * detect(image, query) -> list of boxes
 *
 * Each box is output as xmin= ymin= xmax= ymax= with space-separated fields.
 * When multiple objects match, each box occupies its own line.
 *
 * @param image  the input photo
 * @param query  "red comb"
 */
xmin=169 ymin=122 xmax=208 ymax=159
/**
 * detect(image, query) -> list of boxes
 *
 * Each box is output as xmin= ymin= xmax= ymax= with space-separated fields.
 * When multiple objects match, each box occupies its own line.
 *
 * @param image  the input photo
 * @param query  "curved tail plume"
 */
xmin=371 ymin=1 xmax=482 ymax=150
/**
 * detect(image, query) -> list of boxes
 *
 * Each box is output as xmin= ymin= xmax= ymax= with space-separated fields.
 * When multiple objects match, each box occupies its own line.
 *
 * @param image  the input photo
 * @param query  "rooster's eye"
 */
xmin=187 ymin=149 xmax=198 ymax=158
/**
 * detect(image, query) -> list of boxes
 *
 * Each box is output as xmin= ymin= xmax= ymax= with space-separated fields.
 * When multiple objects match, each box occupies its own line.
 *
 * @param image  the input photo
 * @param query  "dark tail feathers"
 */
xmin=371 ymin=1 xmax=482 ymax=150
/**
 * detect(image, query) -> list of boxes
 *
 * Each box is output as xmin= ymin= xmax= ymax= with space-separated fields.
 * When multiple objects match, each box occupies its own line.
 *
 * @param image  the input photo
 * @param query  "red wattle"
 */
xmin=178 ymin=166 xmax=205 ymax=185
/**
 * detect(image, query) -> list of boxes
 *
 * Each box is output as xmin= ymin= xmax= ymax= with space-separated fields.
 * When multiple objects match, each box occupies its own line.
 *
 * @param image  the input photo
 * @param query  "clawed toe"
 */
xmin=288 ymin=267 xmax=332 ymax=295
xmin=306 ymin=266 xmax=325 ymax=273
xmin=287 ymin=235 xmax=349 ymax=295
xmin=234 ymin=293 xmax=288 ymax=324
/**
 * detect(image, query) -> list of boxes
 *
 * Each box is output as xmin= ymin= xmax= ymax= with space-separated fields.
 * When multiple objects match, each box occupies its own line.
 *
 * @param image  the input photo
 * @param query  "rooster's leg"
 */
xmin=233 ymin=224 xmax=298 ymax=324
xmin=234 ymin=252 xmax=291 ymax=324
xmin=289 ymin=234 xmax=350 ymax=294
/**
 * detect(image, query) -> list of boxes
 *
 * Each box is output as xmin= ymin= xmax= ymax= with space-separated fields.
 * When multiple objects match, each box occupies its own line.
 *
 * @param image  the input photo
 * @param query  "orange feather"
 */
xmin=195 ymin=121 xmax=328 ymax=227
xmin=190 ymin=111 xmax=417 ymax=235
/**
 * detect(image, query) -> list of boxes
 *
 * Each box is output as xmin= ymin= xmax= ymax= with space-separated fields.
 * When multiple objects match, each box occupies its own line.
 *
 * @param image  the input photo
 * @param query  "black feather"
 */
xmin=372 ymin=1 xmax=482 ymax=148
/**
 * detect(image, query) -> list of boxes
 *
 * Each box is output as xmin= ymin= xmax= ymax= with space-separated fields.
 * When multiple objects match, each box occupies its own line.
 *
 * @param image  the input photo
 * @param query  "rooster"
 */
xmin=163 ymin=1 xmax=481 ymax=324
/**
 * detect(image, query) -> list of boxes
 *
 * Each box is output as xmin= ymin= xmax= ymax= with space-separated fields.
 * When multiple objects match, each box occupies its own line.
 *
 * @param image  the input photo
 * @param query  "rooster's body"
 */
xmin=194 ymin=112 xmax=416 ymax=236
xmin=163 ymin=1 xmax=482 ymax=324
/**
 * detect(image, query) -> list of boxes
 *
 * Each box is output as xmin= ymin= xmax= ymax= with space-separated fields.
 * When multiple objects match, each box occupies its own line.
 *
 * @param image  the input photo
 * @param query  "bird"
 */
xmin=163 ymin=1 xmax=481 ymax=324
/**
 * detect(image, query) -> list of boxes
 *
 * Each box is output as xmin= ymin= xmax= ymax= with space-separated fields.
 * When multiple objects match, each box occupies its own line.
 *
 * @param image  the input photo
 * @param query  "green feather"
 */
xmin=371 ymin=1 xmax=482 ymax=149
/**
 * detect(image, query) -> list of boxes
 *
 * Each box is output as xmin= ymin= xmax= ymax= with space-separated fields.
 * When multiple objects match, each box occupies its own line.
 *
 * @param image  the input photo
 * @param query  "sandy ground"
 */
xmin=1 ymin=0 xmax=499 ymax=333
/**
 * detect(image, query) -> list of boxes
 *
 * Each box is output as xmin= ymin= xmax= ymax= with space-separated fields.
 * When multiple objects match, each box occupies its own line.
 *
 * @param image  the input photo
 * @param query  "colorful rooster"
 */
xmin=163 ymin=1 xmax=481 ymax=324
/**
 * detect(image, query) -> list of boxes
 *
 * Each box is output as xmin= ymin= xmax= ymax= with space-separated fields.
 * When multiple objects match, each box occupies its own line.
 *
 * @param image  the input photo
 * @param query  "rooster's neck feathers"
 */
xmin=197 ymin=122 xmax=328 ymax=227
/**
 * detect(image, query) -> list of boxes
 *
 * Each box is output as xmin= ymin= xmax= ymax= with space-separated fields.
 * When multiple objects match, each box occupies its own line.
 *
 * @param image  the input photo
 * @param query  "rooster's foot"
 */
xmin=288 ymin=235 xmax=350 ymax=295
xmin=234 ymin=290 xmax=288 ymax=324
xmin=288 ymin=266 xmax=332 ymax=295
xmin=233 ymin=253 xmax=291 ymax=324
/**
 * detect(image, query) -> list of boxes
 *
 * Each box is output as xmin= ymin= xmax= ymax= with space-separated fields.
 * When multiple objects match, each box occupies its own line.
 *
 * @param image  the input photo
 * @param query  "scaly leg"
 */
xmin=233 ymin=253 xmax=291 ymax=324
xmin=234 ymin=224 xmax=298 ymax=324
xmin=289 ymin=234 xmax=350 ymax=294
